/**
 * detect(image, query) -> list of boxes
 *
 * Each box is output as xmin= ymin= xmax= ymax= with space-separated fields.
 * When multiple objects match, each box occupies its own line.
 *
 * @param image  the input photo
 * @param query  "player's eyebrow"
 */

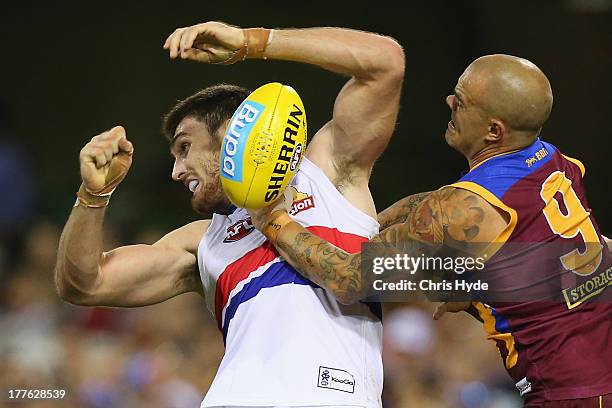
xmin=169 ymin=131 xmax=189 ymax=156
xmin=454 ymin=88 xmax=465 ymax=105
xmin=169 ymin=131 xmax=189 ymax=150
xmin=171 ymin=130 xmax=188 ymax=143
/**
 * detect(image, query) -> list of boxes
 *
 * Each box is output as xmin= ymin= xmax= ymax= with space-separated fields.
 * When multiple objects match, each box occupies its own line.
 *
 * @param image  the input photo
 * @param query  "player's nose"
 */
xmin=172 ymin=160 xmax=186 ymax=181
xmin=446 ymin=95 xmax=454 ymax=109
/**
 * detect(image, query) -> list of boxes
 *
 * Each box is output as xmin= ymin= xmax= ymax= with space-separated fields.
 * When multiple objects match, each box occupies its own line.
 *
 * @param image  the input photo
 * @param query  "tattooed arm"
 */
xmin=265 ymin=217 xmax=422 ymax=304
xmin=252 ymin=186 xmax=508 ymax=304
xmin=377 ymin=191 xmax=432 ymax=230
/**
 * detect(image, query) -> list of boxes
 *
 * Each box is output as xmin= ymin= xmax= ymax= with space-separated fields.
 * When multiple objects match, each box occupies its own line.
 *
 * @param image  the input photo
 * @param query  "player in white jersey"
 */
xmin=54 ymin=21 xmax=405 ymax=407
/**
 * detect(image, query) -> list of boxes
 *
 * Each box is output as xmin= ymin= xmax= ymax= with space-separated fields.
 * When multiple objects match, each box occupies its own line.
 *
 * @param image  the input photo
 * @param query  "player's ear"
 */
xmin=221 ymin=118 xmax=231 ymax=133
xmin=216 ymin=119 xmax=231 ymax=144
xmin=485 ymin=119 xmax=505 ymax=143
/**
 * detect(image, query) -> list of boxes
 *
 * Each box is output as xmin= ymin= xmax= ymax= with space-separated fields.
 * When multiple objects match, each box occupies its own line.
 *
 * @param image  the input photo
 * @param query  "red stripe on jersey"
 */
xmin=214 ymin=241 xmax=278 ymax=330
xmin=214 ymin=225 xmax=369 ymax=330
xmin=306 ymin=225 xmax=368 ymax=254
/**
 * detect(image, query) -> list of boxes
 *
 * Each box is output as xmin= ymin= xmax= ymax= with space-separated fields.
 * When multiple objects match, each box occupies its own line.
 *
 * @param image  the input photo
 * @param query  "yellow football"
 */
xmin=220 ymin=82 xmax=307 ymax=209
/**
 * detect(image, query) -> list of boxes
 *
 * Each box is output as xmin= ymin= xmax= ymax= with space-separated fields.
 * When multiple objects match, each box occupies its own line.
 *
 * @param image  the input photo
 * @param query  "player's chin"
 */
xmin=444 ymin=128 xmax=455 ymax=146
xmin=445 ymin=128 xmax=461 ymax=149
xmin=191 ymin=196 xmax=213 ymax=215
xmin=191 ymin=190 xmax=229 ymax=215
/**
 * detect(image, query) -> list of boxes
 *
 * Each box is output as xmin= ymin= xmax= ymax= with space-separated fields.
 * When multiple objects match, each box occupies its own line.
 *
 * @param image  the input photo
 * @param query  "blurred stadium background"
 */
xmin=0 ymin=1 xmax=610 ymax=407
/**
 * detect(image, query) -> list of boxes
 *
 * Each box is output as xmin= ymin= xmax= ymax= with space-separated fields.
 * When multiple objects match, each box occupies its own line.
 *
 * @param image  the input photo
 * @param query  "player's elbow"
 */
xmin=377 ymin=37 xmax=405 ymax=82
xmin=334 ymin=285 xmax=366 ymax=305
xmin=56 ymin=278 xmax=95 ymax=306
xmin=54 ymin=265 xmax=103 ymax=306
xmin=357 ymin=36 xmax=405 ymax=83
xmin=335 ymin=292 xmax=362 ymax=305
xmin=56 ymin=282 xmax=88 ymax=306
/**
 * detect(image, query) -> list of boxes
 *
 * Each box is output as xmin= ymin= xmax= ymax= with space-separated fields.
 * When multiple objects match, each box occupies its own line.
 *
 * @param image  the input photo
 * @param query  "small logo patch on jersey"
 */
xmin=223 ymin=218 xmax=255 ymax=243
xmin=287 ymin=187 xmax=315 ymax=216
xmin=562 ymin=265 xmax=612 ymax=309
xmin=525 ymin=147 xmax=549 ymax=167
xmin=515 ymin=377 xmax=532 ymax=396
xmin=317 ymin=366 xmax=355 ymax=394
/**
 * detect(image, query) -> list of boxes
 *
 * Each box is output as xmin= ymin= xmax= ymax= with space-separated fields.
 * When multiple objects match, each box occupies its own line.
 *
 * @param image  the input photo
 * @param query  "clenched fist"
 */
xmin=79 ymin=126 xmax=133 ymax=197
xmin=163 ymin=21 xmax=270 ymax=65
xmin=247 ymin=188 xmax=295 ymax=240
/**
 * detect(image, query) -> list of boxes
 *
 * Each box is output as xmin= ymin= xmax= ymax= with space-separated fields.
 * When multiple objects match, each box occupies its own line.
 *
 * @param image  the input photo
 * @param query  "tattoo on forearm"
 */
xmin=274 ymin=188 xmax=493 ymax=302
xmin=277 ymin=231 xmax=364 ymax=301
xmin=378 ymin=191 xmax=432 ymax=230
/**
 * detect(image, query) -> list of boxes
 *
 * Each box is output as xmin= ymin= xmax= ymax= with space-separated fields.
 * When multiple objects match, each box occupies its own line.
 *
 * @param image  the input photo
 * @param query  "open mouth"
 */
xmin=448 ymin=120 xmax=456 ymax=130
xmin=188 ymin=180 xmax=200 ymax=193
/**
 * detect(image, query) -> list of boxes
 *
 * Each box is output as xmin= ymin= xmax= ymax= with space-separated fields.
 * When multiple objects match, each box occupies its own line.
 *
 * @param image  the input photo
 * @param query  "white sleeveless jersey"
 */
xmin=197 ymin=158 xmax=383 ymax=408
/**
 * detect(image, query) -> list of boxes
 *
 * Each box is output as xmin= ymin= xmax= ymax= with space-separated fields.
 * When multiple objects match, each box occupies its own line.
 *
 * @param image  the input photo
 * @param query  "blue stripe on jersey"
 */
xmin=221 ymin=262 xmax=316 ymax=341
xmin=458 ymin=138 xmax=557 ymax=199
xmin=491 ymin=307 xmax=511 ymax=333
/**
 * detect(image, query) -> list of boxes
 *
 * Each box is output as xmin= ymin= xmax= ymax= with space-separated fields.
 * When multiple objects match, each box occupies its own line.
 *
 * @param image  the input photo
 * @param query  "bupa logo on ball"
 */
xmin=221 ymin=100 xmax=265 ymax=182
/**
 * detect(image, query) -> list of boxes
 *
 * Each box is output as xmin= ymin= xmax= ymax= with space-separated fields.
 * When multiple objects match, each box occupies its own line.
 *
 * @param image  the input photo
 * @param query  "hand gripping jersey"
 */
xmin=197 ymin=158 xmax=383 ymax=407
xmin=451 ymin=139 xmax=612 ymax=404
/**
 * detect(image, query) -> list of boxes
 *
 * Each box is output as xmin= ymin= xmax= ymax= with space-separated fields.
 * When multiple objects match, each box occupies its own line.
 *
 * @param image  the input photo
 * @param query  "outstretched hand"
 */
xmin=163 ymin=21 xmax=245 ymax=64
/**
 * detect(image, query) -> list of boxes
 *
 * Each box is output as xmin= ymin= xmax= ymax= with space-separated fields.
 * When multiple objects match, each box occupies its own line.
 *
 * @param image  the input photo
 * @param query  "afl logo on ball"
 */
xmin=290 ymin=143 xmax=303 ymax=171
xmin=223 ymin=218 xmax=255 ymax=243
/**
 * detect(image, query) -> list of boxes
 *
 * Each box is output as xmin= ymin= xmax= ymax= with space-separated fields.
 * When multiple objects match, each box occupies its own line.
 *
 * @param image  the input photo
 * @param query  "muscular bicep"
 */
xmin=307 ymin=62 xmax=404 ymax=178
xmin=87 ymin=220 xmax=209 ymax=307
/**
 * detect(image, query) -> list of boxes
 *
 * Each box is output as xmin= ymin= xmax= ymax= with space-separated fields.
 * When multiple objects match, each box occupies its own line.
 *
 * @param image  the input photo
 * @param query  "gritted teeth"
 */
xmin=188 ymin=180 xmax=199 ymax=193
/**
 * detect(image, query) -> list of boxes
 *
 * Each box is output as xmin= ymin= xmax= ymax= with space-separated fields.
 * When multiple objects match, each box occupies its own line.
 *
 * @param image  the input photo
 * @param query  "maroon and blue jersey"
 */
xmin=451 ymin=138 xmax=612 ymax=404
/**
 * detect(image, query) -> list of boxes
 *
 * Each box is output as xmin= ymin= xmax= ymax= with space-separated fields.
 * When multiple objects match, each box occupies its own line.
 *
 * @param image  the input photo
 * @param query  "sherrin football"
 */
xmin=220 ymin=82 xmax=307 ymax=209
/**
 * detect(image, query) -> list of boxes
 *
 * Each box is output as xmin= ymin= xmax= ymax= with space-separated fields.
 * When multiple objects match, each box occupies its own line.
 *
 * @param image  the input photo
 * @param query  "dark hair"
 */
xmin=162 ymin=84 xmax=250 ymax=143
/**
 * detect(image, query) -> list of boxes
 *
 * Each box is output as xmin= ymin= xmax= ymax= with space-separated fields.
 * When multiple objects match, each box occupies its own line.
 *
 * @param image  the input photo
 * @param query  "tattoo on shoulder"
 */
xmin=395 ymin=188 xmax=491 ymax=248
xmin=439 ymin=189 xmax=488 ymax=245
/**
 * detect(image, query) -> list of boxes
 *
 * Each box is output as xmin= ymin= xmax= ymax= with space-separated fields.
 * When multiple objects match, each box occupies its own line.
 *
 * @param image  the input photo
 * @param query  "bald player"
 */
xmin=249 ymin=54 xmax=612 ymax=407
